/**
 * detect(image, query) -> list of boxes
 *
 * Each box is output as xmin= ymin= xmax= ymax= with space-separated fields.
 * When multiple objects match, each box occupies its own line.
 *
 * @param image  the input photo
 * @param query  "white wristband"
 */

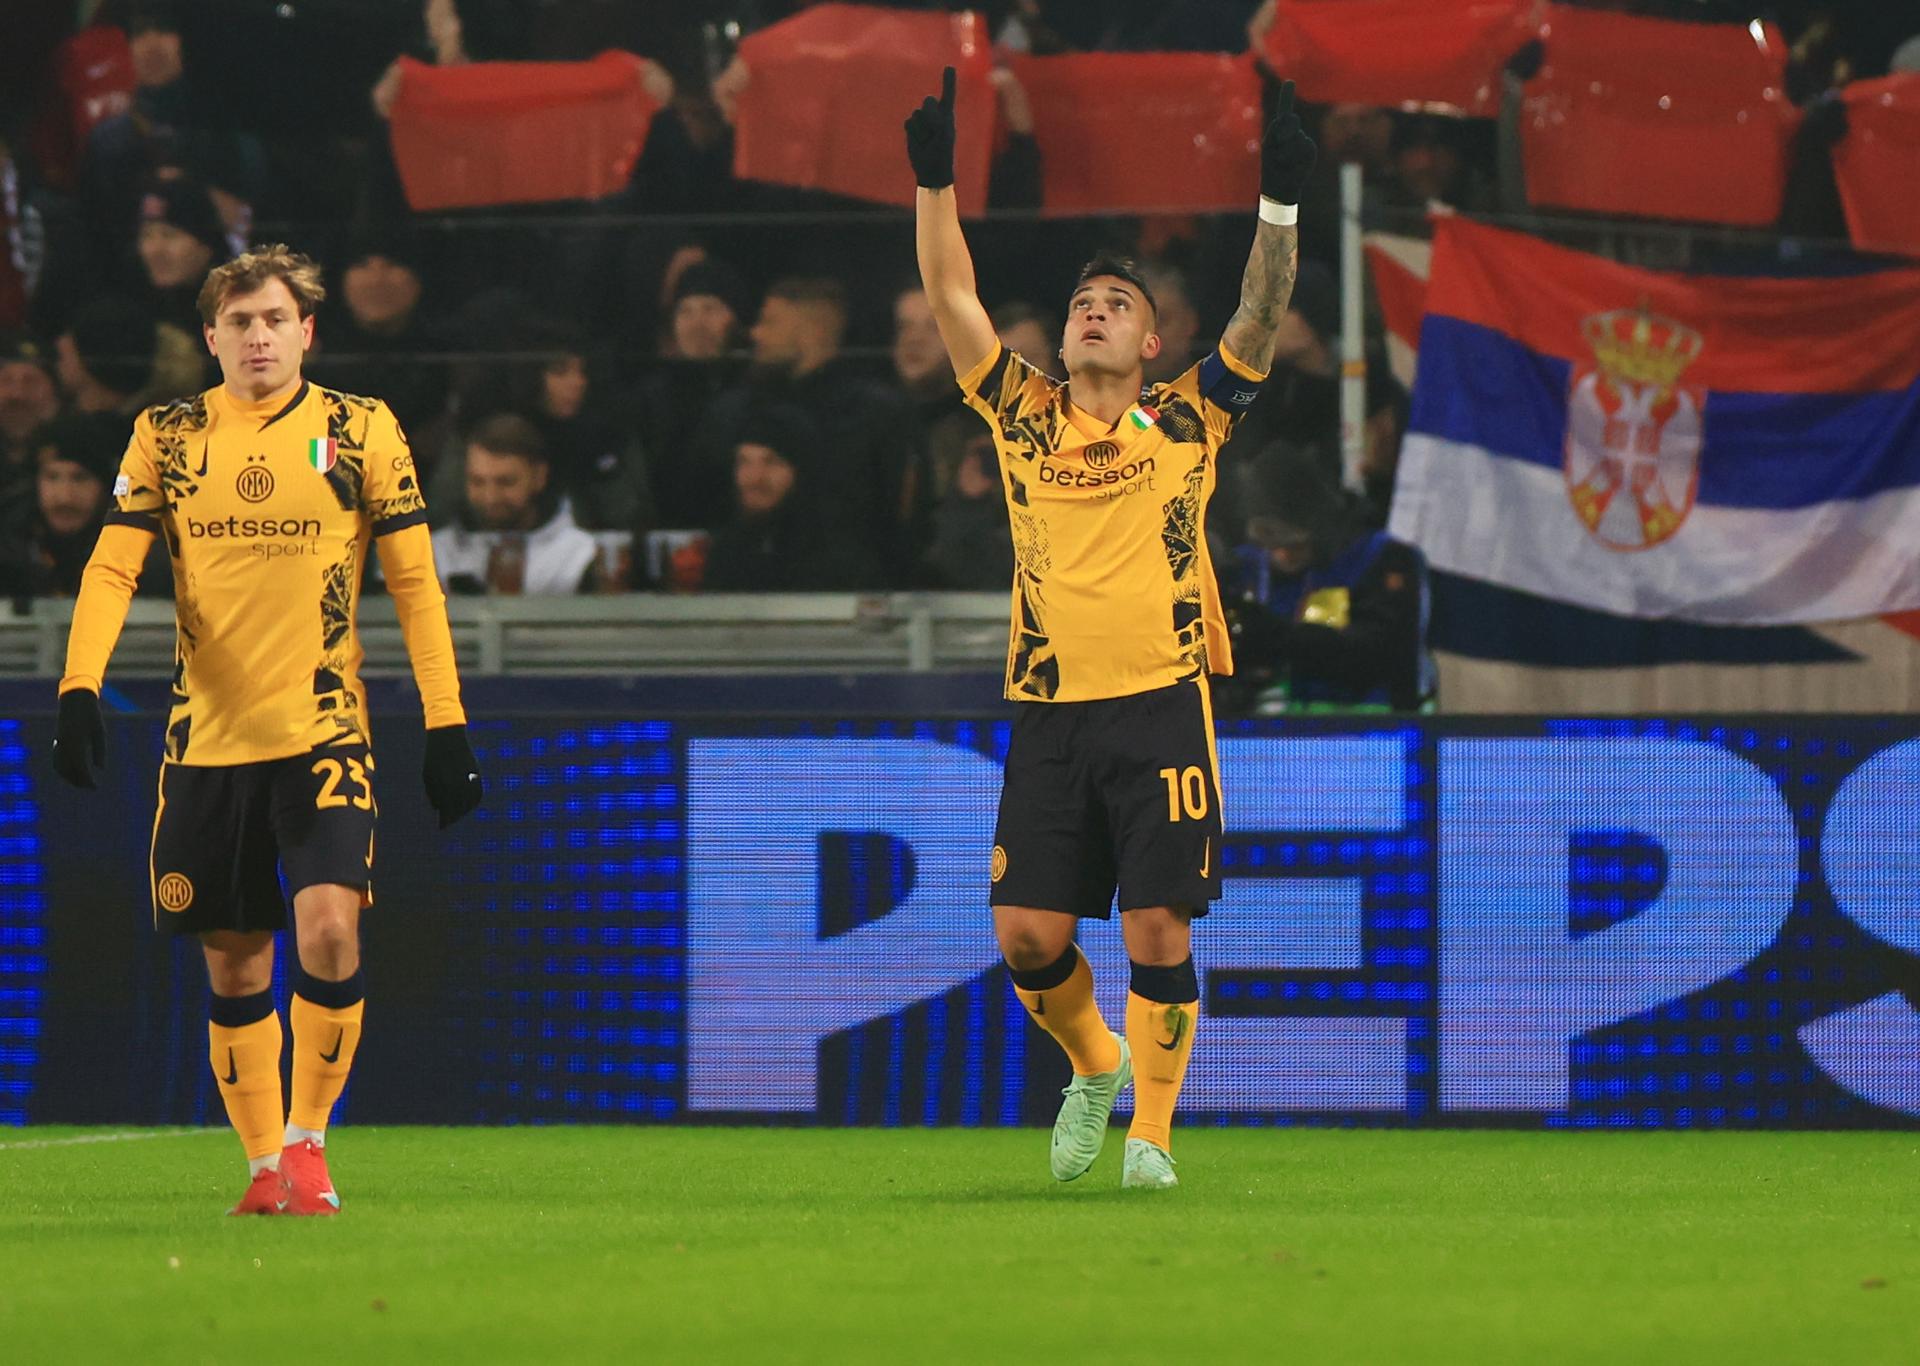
xmin=1258 ymin=196 xmax=1298 ymax=226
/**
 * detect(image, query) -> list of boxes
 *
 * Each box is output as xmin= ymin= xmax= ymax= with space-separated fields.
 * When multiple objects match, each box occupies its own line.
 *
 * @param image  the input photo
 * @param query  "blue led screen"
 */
xmin=18 ymin=712 xmax=1920 ymax=1128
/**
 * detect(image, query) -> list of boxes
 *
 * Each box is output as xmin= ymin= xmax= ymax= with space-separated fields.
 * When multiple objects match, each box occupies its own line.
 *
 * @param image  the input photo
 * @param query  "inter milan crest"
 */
xmin=236 ymin=454 xmax=274 ymax=503
xmin=1084 ymin=440 xmax=1120 ymax=470
xmin=1564 ymin=306 xmax=1704 ymax=552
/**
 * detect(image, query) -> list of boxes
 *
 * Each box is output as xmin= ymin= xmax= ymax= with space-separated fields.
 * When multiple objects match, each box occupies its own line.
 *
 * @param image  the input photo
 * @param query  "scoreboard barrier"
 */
xmin=9 ymin=711 xmax=1920 ymax=1128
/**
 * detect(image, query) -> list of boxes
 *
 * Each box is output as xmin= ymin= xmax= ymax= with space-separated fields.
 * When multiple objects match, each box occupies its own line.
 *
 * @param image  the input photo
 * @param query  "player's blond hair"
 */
xmin=197 ymin=244 xmax=327 ymax=326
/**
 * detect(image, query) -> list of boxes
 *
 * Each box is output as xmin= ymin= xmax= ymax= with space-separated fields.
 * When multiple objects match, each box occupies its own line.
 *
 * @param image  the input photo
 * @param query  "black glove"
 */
xmin=1261 ymin=79 xmax=1318 ymax=206
xmin=905 ymin=65 xmax=957 ymax=190
xmin=1228 ymin=601 xmax=1295 ymax=663
xmin=51 ymin=688 xmax=105 ymax=789
xmin=422 ymin=724 xmax=484 ymax=829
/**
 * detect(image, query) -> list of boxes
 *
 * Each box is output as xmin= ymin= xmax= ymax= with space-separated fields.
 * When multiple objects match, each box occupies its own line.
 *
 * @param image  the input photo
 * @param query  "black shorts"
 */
xmin=991 ymin=678 xmax=1223 ymax=919
xmin=149 ymin=741 xmax=378 ymax=935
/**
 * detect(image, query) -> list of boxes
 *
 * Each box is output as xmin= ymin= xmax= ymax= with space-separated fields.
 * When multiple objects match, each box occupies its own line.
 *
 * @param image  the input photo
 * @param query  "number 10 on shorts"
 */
xmin=1159 ymin=766 xmax=1209 ymax=821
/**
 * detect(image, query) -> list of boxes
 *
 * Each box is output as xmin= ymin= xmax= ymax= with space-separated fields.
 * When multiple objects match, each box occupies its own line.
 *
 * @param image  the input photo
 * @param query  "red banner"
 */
xmin=1259 ymin=0 xmax=1540 ymax=115
xmin=388 ymin=52 xmax=658 ymax=211
xmin=732 ymin=5 xmax=993 ymax=215
xmin=1834 ymin=75 xmax=1920 ymax=259
xmin=1520 ymin=7 xmax=1798 ymax=226
xmin=1010 ymin=53 xmax=1261 ymax=216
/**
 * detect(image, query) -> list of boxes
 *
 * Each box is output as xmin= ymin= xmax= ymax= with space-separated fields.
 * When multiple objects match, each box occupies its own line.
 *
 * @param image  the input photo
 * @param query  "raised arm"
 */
xmin=1220 ymin=80 xmax=1318 ymax=375
xmin=907 ymin=66 xmax=997 ymax=378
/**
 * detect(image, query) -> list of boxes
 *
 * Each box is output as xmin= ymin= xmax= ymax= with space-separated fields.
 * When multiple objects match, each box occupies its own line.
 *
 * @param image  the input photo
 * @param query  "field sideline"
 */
xmin=2 ymin=1127 xmax=1913 ymax=1363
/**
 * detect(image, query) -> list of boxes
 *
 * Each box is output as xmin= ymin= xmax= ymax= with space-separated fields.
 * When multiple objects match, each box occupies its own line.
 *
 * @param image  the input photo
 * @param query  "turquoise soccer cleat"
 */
xmin=1121 ymin=1137 xmax=1178 ymax=1190
xmin=1049 ymin=1033 xmax=1131 ymax=1181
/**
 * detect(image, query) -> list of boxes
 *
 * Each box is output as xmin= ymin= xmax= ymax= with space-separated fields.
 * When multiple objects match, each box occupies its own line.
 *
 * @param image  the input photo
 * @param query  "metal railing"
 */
xmin=2 ymin=593 xmax=1013 ymax=678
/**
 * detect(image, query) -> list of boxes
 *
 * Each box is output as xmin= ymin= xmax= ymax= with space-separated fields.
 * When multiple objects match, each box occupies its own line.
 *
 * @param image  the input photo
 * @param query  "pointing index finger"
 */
xmin=940 ymin=64 xmax=956 ymax=110
xmin=1277 ymin=79 xmax=1295 ymax=118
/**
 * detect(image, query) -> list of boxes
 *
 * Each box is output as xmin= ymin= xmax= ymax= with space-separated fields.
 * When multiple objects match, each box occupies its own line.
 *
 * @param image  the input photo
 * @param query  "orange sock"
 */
xmin=1011 ymin=946 xmax=1121 ymax=1076
xmin=208 ymin=993 xmax=283 ymax=1162
xmin=288 ymin=986 xmax=364 ymax=1133
xmin=1125 ymin=992 xmax=1198 ymax=1152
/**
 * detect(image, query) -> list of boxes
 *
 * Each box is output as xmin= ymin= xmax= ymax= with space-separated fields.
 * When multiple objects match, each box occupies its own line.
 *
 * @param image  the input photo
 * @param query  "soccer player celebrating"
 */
xmin=51 ymin=245 xmax=484 ymax=1215
xmin=907 ymin=70 xmax=1314 ymax=1188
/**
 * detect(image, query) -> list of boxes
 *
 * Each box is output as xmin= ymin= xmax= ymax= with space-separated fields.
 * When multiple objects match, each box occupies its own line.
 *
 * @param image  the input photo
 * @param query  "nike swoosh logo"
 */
xmin=1156 ymin=1007 xmax=1191 ymax=1053
xmin=222 ymin=1048 xmax=238 ymax=1085
xmin=320 ymin=1029 xmax=345 ymax=1064
xmin=192 ymin=443 xmax=209 ymax=478
xmin=1199 ymin=837 xmax=1211 ymax=879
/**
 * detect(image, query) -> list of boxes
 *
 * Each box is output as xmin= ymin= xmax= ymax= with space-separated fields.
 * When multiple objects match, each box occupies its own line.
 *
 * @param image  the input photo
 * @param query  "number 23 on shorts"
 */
xmin=312 ymin=754 xmax=373 ymax=810
xmin=1158 ymin=765 xmax=1209 ymax=821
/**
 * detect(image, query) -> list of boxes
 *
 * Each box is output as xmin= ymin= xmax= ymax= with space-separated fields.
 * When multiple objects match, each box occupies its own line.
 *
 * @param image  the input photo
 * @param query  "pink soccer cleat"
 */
xmin=279 ymin=1139 xmax=341 ymax=1216
xmin=228 ymin=1166 xmax=291 ymax=1216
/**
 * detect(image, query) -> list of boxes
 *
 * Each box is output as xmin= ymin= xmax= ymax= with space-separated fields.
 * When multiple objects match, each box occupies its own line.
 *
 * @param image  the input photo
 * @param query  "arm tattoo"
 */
xmin=1219 ymin=221 xmax=1300 ymax=374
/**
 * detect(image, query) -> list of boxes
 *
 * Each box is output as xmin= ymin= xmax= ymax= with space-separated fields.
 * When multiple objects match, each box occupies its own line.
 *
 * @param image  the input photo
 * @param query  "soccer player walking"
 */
xmin=51 ymin=245 xmax=484 ymax=1215
xmin=907 ymin=70 xmax=1314 ymax=1187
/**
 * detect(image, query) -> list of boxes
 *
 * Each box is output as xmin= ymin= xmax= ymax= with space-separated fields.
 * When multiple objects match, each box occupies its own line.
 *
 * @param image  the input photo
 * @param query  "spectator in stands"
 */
xmin=903 ymin=300 xmax=1057 ymax=547
xmin=694 ymin=276 xmax=913 ymax=577
xmin=517 ymin=319 xmax=648 ymax=533
xmin=1383 ymin=114 xmax=1494 ymax=216
xmin=1224 ymin=444 xmax=1432 ymax=715
xmin=310 ymin=229 xmax=449 ymax=441
xmin=992 ymin=300 xmax=1056 ymax=378
xmin=0 ymin=335 xmax=61 ymax=506
xmin=1296 ymin=103 xmax=1393 ymax=261
xmin=125 ymin=2 xmax=194 ymax=135
xmin=892 ymin=285 xmax=953 ymax=415
xmin=920 ymin=426 xmax=1014 ymax=591
xmin=664 ymin=258 xmax=746 ymax=362
xmin=133 ymin=176 xmax=226 ymax=340
xmin=432 ymin=412 xmax=599 ymax=595
xmin=54 ymin=296 xmax=159 ymax=416
xmin=1222 ymin=260 xmax=1341 ymax=484
xmin=0 ymin=413 xmax=123 ymax=599
xmin=1140 ymin=261 xmax=1202 ymax=383
xmin=628 ymin=258 xmax=750 ymax=532
xmin=704 ymin=405 xmax=882 ymax=592
xmin=82 ymin=6 xmax=263 ymax=278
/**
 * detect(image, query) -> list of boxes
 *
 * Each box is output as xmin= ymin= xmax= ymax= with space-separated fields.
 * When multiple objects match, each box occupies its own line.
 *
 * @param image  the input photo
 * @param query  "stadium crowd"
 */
xmin=0 ymin=0 xmax=1912 ymax=630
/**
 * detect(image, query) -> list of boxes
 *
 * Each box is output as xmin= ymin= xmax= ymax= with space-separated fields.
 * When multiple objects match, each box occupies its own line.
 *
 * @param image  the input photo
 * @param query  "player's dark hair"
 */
xmin=1071 ymin=253 xmax=1158 ymax=320
xmin=467 ymin=412 xmax=549 ymax=466
xmin=197 ymin=243 xmax=326 ymax=325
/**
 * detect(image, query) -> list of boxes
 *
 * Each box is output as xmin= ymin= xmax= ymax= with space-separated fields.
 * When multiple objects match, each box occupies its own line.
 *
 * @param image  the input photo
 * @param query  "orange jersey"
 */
xmin=106 ymin=381 xmax=430 ymax=765
xmin=959 ymin=342 xmax=1265 ymax=702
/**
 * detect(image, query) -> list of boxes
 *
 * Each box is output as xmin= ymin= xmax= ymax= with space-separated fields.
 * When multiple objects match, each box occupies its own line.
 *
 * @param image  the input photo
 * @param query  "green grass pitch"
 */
xmin=1 ymin=1126 xmax=1914 ymax=1363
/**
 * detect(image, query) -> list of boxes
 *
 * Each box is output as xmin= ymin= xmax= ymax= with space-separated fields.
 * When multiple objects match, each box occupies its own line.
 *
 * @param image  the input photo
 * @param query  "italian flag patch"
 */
xmin=308 ymin=438 xmax=338 ymax=473
xmin=1128 ymin=404 xmax=1159 ymax=432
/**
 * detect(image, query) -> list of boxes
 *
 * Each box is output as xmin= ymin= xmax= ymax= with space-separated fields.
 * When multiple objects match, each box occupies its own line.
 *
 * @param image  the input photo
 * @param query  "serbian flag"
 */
xmin=1389 ymin=218 xmax=1920 ymax=623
